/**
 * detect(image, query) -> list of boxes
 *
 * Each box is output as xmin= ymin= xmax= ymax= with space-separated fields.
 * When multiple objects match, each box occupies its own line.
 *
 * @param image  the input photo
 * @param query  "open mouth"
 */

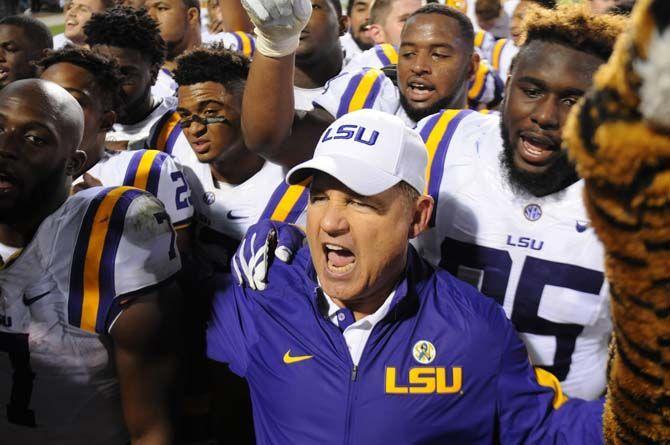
xmin=0 ymin=172 xmax=18 ymax=193
xmin=518 ymin=133 xmax=558 ymax=166
xmin=65 ymin=19 xmax=78 ymax=28
xmin=190 ymin=139 xmax=210 ymax=154
xmin=323 ymin=243 xmax=356 ymax=275
xmin=0 ymin=67 xmax=9 ymax=82
xmin=405 ymin=79 xmax=435 ymax=102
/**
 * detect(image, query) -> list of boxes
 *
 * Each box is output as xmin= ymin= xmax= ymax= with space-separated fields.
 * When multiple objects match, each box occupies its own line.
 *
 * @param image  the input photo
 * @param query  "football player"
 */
xmin=54 ymin=0 xmax=115 ymax=49
xmin=0 ymin=15 xmax=52 ymax=90
xmin=37 ymin=46 xmax=194 ymax=243
xmin=0 ymin=79 xmax=181 ymax=444
xmin=84 ymin=6 xmax=182 ymax=151
xmin=239 ymin=3 xmax=478 ymax=172
xmin=172 ymin=45 xmax=306 ymax=275
xmin=145 ymin=0 xmax=255 ymax=99
xmin=344 ymin=1 xmax=504 ymax=110
xmin=292 ymin=0 xmax=348 ymax=111
xmin=340 ymin=0 xmax=374 ymax=63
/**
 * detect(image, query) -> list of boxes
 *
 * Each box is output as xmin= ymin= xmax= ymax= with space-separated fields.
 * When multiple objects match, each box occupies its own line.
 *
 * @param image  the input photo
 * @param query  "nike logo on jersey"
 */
xmin=226 ymin=210 xmax=248 ymax=220
xmin=283 ymin=350 xmax=314 ymax=364
xmin=22 ymin=291 xmax=50 ymax=306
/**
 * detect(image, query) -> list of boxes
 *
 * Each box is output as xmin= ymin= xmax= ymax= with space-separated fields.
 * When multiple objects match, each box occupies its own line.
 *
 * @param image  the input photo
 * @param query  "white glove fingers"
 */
xmin=242 ymin=0 xmax=270 ymax=22
xmin=275 ymin=246 xmax=293 ymax=263
xmin=293 ymin=0 xmax=312 ymax=22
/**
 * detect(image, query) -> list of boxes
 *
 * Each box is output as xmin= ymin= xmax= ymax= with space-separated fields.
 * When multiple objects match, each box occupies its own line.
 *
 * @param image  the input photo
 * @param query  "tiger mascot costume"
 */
xmin=565 ymin=0 xmax=670 ymax=443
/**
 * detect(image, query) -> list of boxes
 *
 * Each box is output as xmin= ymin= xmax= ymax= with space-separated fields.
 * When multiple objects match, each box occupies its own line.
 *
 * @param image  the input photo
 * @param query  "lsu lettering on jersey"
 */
xmin=106 ymin=96 xmax=180 ymax=151
xmin=314 ymin=68 xmax=414 ymax=126
xmin=343 ymin=44 xmax=504 ymax=110
xmin=0 ymin=186 xmax=180 ymax=444
xmin=170 ymin=136 xmax=308 ymax=274
xmin=207 ymin=246 xmax=604 ymax=444
xmin=413 ymin=110 xmax=610 ymax=399
xmin=76 ymin=149 xmax=193 ymax=229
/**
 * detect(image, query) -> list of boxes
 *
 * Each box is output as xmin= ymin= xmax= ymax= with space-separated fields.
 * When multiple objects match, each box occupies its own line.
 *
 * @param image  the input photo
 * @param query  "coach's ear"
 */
xmin=338 ymin=13 xmax=348 ymax=36
xmin=409 ymin=195 xmax=434 ymax=239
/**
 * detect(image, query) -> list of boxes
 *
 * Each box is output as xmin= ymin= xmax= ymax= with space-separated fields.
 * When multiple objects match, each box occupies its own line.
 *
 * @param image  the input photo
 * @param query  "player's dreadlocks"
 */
xmin=518 ymin=4 xmax=626 ymax=62
xmin=36 ymin=45 xmax=123 ymax=113
xmin=84 ymin=6 xmax=166 ymax=76
xmin=174 ymin=44 xmax=250 ymax=96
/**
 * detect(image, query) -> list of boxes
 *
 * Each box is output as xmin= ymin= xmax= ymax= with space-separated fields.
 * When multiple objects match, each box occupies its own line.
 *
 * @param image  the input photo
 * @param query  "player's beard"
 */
xmin=499 ymin=117 xmax=579 ymax=198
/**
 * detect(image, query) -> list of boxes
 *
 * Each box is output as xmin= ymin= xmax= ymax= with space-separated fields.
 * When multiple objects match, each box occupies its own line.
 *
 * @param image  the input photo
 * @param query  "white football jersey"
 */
xmin=490 ymin=38 xmax=518 ymax=80
xmin=340 ymin=32 xmax=364 ymax=66
xmin=0 ymin=186 xmax=180 ymax=444
xmin=413 ymin=110 xmax=611 ymax=400
xmin=202 ymin=31 xmax=256 ymax=59
xmin=106 ymin=96 xmax=179 ymax=151
xmin=151 ymin=68 xmax=179 ymax=100
xmin=343 ymin=45 xmax=503 ymax=110
xmin=76 ymin=149 xmax=194 ymax=229
xmin=52 ymin=33 xmax=72 ymax=50
xmin=295 ymin=85 xmax=326 ymax=112
xmin=170 ymin=136 xmax=308 ymax=275
xmin=314 ymin=68 xmax=415 ymax=126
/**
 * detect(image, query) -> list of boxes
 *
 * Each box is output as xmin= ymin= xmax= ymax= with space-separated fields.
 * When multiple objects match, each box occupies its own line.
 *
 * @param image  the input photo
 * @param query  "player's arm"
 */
xmin=111 ymin=284 xmax=181 ymax=445
xmin=83 ymin=189 xmax=184 ymax=444
xmin=240 ymin=0 xmax=334 ymax=168
xmin=242 ymin=51 xmax=333 ymax=168
xmin=219 ymin=0 xmax=253 ymax=32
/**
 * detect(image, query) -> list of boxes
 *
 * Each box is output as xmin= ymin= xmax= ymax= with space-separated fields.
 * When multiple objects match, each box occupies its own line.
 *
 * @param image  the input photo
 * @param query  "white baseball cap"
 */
xmin=286 ymin=109 xmax=428 ymax=196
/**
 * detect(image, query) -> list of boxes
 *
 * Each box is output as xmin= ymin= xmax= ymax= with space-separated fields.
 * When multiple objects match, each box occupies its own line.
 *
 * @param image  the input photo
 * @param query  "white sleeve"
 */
xmin=313 ymin=68 xmax=400 ymax=119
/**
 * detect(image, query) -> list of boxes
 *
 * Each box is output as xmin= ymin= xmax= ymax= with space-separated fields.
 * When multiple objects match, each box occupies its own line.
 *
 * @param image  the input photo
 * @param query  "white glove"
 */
xmin=241 ymin=0 xmax=312 ymax=57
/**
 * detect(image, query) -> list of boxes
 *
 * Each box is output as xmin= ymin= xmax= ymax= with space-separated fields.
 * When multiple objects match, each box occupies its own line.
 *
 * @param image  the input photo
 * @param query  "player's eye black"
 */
xmin=178 ymin=115 xmax=231 ymax=129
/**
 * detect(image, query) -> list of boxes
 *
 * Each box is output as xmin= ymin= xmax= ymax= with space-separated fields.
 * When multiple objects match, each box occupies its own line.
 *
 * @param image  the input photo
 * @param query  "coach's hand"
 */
xmin=232 ymin=220 xmax=306 ymax=290
xmin=241 ymin=0 xmax=312 ymax=57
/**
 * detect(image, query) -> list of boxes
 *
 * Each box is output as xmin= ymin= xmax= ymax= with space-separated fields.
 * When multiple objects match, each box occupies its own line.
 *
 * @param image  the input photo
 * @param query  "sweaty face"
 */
xmin=307 ymin=174 xmax=415 ymax=307
xmin=348 ymin=0 xmax=373 ymax=50
xmin=64 ymin=0 xmax=106 ymax=44
xmin=377 ymin=0 xmax=423 ymax=47
xmin=500 ymin=41 xmax=605 ymax=197
xmin=40 ymin=63 xmax=107 ymax=164
xmin=398 ymin=13 xmax=472 ymax=122
xmin=0 ymin=25 xmax=40 ymax=89
xmin=297 ymin=0 xmax=342 ymax=61
xmin=177 ymin=81 xmax=244 ymax=164
xmin=93 ymin=45 xmax=154 ymax=124
xmin=0 ymin=91 xmax=71 ymax=223
xmin=146 ymin=0 xmax=189 ymax=46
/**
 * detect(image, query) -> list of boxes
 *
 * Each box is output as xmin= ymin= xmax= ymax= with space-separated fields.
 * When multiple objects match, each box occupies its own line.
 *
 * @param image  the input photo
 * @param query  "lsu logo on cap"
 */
xmin=413 ymin=340 xmax=436 ymax=364
xmin=385 ymin=340 xmax=463 ymax=395
xmin=321 ymin=124 xmax=379 ymax=146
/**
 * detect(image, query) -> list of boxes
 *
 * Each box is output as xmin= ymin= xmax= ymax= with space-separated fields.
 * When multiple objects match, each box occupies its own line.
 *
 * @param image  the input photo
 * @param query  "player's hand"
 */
xmin=71 ymin=173 xmax=103 ymax=194
xmin=232 ymin=220 xmax=306 ymax=290
xmin=240 ymin=0 xmax=312 ymax=57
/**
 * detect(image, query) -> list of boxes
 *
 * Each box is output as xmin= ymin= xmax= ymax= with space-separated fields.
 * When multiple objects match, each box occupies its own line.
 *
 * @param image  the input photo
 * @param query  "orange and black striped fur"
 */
xmin=565 ymin=0 xmax=670 ymax=443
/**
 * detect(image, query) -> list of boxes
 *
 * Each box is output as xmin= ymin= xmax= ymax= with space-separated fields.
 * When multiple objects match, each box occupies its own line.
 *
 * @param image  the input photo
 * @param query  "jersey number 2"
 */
xmin=440 ymin=237 xmax=604 ymax=381
xmin=0 ymin=332 xmax=36 ymax=427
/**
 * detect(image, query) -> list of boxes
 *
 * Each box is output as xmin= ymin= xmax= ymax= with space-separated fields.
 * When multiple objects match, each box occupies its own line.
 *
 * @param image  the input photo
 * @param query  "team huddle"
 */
xmin=0 ymin=0 xmax=666 ymax=443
